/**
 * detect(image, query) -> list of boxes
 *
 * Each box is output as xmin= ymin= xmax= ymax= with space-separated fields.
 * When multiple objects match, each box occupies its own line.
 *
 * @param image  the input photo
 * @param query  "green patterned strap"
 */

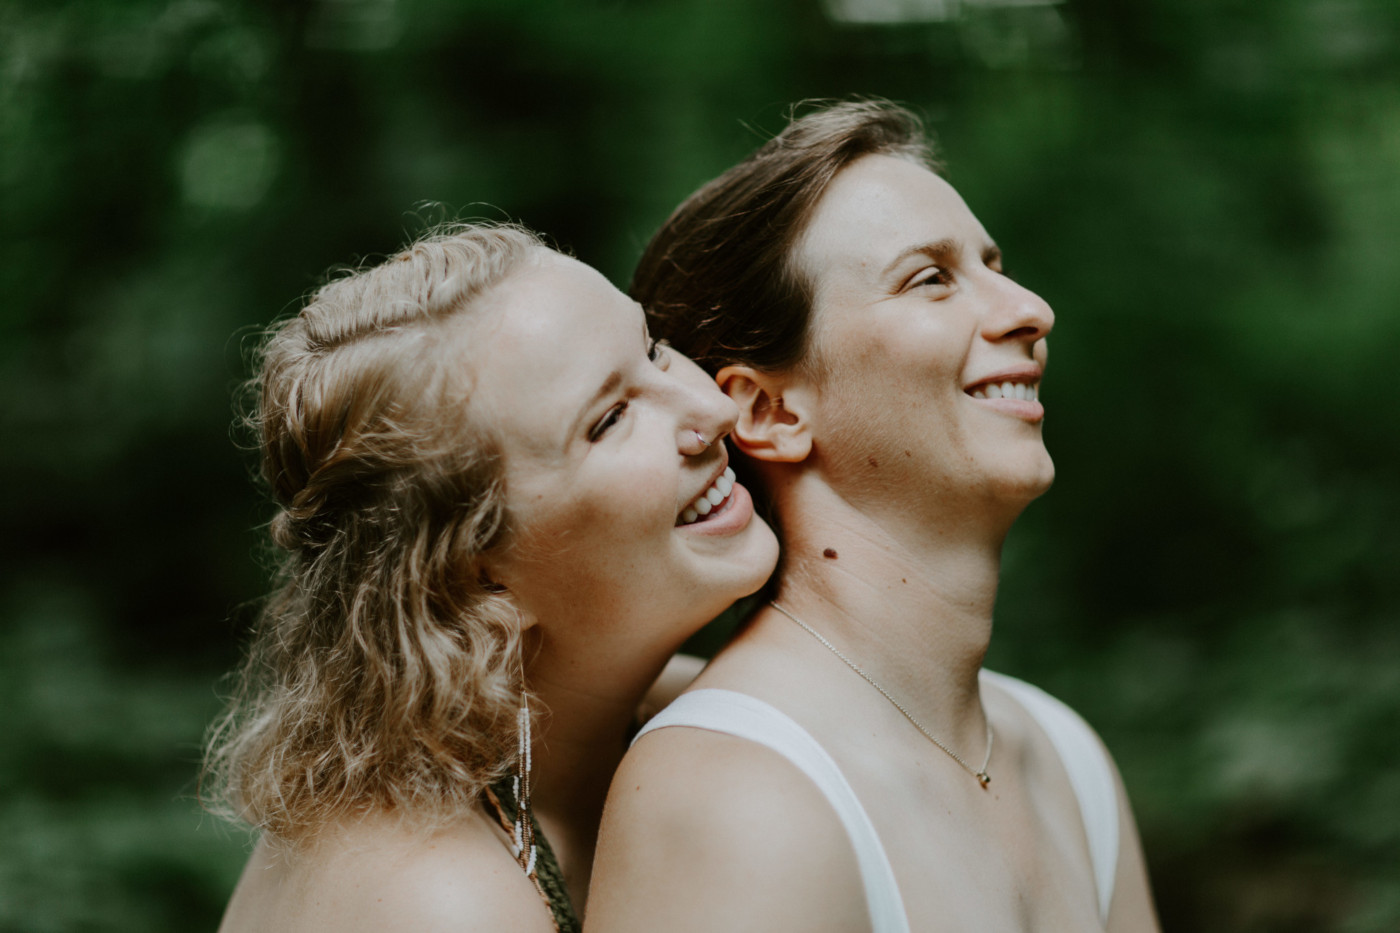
xmin=482 ymin=778 xmax=581 ymax=933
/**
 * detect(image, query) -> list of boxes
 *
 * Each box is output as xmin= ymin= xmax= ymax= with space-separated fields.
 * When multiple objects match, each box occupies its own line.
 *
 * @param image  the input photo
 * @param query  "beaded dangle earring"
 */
xmin=510 ymin=656 xmax=537 ymax=875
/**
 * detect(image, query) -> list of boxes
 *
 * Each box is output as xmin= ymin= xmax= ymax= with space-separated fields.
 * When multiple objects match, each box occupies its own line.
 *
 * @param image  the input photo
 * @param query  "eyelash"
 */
xmin=590 ymin=339 xmax=671 ymax=443
xmin=910 ymin=267 xmax=954 ymax=289
xmin=909 ymin=259 xmax=1013 ymax=290
xmin=589 ymin=401 xmax=628 ymax=442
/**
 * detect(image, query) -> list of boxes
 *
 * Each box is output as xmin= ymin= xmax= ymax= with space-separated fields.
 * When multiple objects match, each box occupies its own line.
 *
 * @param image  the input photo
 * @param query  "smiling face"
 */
xmin=468 ymin=251 xmax=778 ymax=648
xmin=793 ymin=154 xmax=1055 ymax=522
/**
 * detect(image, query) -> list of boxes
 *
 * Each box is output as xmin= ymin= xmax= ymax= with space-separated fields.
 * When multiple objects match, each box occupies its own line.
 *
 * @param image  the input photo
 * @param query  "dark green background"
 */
xmin=4 ymin=0 xmax=1398 ymax=930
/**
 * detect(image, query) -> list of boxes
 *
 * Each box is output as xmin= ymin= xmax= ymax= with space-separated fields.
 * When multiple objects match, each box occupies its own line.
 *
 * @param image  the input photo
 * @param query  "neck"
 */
xmin=763 ymin=468 xmax=1015 ymax=739
xmin=526 ymin=636 xmax=666 ymax=827
xmin=520 ymin=626 xmax=678 ymax=908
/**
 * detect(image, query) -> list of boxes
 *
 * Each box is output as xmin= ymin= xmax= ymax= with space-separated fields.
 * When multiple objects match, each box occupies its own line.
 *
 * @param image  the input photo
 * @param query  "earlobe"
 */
xmin=478 ymin=563 xmax=508 ymax=594
xmin=477 ymin=570 xmax=541 ymax=630
xmin=716 ymin=365 xmax=812 ymax=464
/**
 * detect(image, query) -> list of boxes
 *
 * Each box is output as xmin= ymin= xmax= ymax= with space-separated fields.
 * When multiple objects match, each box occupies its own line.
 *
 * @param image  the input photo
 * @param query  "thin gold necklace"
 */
xmin=770 ymin=601 xmax=994 ymax=788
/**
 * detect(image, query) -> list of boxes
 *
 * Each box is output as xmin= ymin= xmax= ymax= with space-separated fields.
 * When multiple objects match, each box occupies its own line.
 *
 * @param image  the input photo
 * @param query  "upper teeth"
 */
xmin=971 ymin=381 xmax=1039 ymax=401
xmin=680 ymin=467 xmax=736 ymax=525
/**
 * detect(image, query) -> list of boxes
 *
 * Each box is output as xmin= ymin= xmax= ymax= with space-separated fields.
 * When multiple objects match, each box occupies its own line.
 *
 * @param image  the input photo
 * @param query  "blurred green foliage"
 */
xmin=3 ymin=0 xmax=1397 ymax=930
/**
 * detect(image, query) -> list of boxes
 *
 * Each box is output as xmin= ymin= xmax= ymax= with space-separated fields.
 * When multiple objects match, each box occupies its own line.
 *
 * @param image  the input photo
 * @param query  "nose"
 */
xmin=677 ymin=382 xmax=739 ymax=457
xmin=983 ymin=275 xmax=1054 ymax=346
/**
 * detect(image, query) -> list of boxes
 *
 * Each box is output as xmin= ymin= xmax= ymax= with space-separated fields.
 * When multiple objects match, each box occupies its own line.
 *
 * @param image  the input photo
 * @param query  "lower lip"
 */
xmin=678 ymin=482 xmax=755 ymax=536
xmin=968 ymin=395 xmax=1045 ymax=423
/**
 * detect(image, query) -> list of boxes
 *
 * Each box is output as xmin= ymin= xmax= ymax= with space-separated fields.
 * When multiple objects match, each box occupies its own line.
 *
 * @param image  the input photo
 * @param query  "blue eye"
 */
xmin=589 ymin=401 xmax=628 ymax=442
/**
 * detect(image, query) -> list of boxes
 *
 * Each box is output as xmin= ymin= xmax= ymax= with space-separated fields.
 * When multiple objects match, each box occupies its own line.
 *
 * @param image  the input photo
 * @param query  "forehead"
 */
xmin=466 ymin=251 xmax=640 ymax=457
xmin=797 ymin=154 xmax=989 ymax=287
xmin=473 ymin=249 xmax=638 ymax=354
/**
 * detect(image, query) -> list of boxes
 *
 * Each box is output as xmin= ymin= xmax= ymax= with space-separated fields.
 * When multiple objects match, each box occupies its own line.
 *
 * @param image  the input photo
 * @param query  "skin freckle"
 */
xmin=823 ymin=548 xmax=838 ymax=559
xmin=868 ymin=456 xmax=879 ymax=468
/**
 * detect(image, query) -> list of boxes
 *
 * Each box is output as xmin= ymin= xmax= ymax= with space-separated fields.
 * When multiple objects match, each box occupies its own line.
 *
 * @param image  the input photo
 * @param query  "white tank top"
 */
xmin=632 ymin=670 xmax=1119 ymax=932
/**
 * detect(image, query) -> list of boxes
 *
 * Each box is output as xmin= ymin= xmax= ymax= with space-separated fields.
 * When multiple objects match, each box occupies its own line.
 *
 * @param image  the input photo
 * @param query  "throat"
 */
xmin=771 ymin=524 xmax=1002 ymax=702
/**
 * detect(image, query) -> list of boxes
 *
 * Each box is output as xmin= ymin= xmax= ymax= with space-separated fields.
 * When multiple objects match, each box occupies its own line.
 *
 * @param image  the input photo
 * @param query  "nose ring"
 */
xmin=693 ymin=430 xmax=711 ymax=450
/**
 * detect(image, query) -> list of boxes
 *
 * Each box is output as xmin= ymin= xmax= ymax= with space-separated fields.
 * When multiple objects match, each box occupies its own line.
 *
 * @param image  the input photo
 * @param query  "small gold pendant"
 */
xmin=977 ymin=772 xmax=991 ymax=788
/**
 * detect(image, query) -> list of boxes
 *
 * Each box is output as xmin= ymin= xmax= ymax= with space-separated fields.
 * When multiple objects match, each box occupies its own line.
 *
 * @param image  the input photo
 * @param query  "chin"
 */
xmin=1026 ymin=457 xmax=1056 ymax=498
xmin=722 ymin=523 xmax=781 ymax=605
xmin=673 ymin=530 xmax=779 ymax=626
xmin=989 ymin=456 xmax=1056 ymax=507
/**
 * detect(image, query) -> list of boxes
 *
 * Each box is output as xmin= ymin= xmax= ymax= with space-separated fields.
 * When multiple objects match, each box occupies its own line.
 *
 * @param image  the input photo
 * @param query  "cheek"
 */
xmin=822 ymin=307 xmax=965 ymax=376
xmin=821 ymin=325 xmax=964 ymax=416
xmin=513 ymin=466 xmax=676 ymax=570
xmin=813 ymin=323 xmax=974 ymax=484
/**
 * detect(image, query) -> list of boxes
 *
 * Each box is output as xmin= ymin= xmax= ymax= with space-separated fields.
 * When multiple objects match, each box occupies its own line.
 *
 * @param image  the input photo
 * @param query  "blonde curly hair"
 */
xmin=204 ymin=223 xmax=546 ymax=841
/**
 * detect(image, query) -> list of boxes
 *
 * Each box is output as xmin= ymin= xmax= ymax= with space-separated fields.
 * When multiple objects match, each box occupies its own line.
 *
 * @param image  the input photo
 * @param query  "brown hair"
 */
xmin=204 ymin=224 xmax=546 ymax=841
xmin=631 ymin=98 xmax=939 ymax=374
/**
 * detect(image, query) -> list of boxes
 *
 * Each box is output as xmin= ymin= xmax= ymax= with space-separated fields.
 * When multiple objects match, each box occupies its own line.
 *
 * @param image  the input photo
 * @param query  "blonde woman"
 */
xmin=205 ymin=224 xmax=777 ymax=932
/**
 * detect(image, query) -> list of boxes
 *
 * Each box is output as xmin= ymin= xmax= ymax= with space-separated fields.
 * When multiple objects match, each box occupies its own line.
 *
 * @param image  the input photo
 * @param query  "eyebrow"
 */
xmin=880 ymin=238 xmax=1004 ymax=280
xmin=567 ymin=369 xmax=623 ymax=446
xmin=565 ymin=314 xmax=648 ymax=447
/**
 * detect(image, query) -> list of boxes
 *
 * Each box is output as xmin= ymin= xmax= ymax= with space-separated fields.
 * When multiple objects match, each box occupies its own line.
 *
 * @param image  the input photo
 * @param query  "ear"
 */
xmin=476 ymin=568 xmax=541 ymax=630
xmin=716 ymin=365 xmax=813 ymax=464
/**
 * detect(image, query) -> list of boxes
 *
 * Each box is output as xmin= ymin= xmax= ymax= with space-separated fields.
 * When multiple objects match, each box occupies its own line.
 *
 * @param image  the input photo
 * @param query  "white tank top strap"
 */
xmin=981 ymin=670 xmax=1120 ymax=922
xmin=633 ymin=688 xmax=911 ymax=933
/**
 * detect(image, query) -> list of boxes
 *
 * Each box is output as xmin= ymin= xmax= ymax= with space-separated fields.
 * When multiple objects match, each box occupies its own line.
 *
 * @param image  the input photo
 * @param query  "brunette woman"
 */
xmin=205 ymin=224 xmax=777 ymax=932
xmin=587 ymin=101 xmax=1160 ymax=932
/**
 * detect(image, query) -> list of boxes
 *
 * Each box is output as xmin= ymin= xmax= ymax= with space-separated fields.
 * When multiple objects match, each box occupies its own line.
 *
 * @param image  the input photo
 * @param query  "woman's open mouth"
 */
xmin=677 ymin=467 xmax=737 ymax=526
xmin=967 ymin=379 xmax=1039 ymax=401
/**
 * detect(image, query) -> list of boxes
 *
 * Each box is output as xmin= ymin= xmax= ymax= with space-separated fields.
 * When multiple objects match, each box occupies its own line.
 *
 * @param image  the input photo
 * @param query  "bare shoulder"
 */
xmin=347 ymin=817 xmax=558 ymax=933
xmin=980 ymin=671 xmax=1115 ymax=789
xmin=220 ymin=812 xmax=556 ymax=933
xmin=586 ymin=723 xmax=868 ymax=933
xmin=981 ymin=673 xmax=1161 ymax=932
xmin=1103 ymin=747 xmax=1162 ymax=932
